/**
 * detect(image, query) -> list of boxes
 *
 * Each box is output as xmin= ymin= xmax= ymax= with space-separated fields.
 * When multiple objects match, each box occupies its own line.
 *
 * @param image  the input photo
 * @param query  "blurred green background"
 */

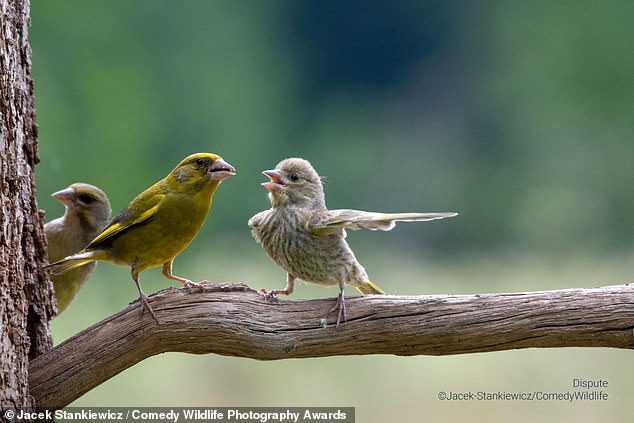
xmin=31 ymin=1 xmax=632 ymax=421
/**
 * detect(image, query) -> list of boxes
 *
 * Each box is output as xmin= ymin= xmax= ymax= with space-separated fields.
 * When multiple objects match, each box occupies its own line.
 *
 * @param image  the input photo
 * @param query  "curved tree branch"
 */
xmin=29 ymin=283 xmax=634 ymax=408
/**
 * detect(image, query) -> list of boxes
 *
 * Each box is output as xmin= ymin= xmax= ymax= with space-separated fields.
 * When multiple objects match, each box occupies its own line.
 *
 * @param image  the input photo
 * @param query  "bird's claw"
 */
xmin=326 ymin=293 xmax=347 ymax=328
xmin=258 ymin=288 xmax=279 ymax=301
xmin=138 ymin=293 xmax=159 ymax=323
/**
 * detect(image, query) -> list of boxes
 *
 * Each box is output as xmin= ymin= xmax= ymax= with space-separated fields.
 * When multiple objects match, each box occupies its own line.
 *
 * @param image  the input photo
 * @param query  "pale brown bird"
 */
xmin=48 ymin=153 xmax=235 ymax=320
xmin=249 ymin=157 xmax=457 ymax=326
xmin=45 ymin=183 xmax=112 ymax=315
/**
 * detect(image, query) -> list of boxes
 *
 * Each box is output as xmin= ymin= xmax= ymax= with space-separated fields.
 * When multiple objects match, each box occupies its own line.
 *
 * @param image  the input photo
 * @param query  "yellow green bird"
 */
xmin=45 ymin=183 xmax=112 ymax=315
xmin=48 ymin=153 xmax=235 ymax=320
xmin=249 ymin=157 xmax=457 ymax=327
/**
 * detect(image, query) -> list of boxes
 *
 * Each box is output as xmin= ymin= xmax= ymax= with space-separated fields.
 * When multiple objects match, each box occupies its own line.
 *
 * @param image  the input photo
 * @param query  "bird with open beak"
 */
xmin=249 ymin=157 xmax=457 ymax=327
xmin=48 ymin=153 xmax=235 ymax=320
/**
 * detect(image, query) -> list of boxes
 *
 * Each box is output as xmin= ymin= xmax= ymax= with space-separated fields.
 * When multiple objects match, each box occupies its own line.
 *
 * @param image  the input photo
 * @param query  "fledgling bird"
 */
xmin=249 ymin=157 xmax=457 ymax=327
xmin=48 ymin=153 xmax=236 ymax=320
xmin=45 ymin=183 xmax=112 ymax=315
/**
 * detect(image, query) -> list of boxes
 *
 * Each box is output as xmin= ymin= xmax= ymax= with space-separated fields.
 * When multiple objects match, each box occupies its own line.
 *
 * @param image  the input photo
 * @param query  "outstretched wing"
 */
xmin=308 ymin=209 xmax=457 ymax=234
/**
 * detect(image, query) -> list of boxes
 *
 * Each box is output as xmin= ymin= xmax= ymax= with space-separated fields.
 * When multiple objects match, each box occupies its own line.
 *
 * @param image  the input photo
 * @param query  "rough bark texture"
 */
xmin=0 ymin=0 xmax=54 ymax=411
xmin=29 ymin=283 xmax=634 ymax=408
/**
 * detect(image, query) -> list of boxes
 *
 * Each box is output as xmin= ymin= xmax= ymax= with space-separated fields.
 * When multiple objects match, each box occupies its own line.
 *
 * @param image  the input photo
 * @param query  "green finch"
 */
xmin=48 ymin=153 xmax=236 ymax=320
xmin=249 ymin=157 xmax=457 ymax=327
xmin=45 ymin=183 xmax=112 ymax=315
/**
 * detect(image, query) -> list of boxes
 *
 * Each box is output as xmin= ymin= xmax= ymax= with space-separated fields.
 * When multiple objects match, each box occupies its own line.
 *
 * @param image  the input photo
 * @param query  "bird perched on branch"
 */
xmin=249 ymin=157 xmax=457 ymax=327
xmin=45 ymin=183 xmax=112 ymax=315
xmin=48 ymin=153 xmax=236 ymax=320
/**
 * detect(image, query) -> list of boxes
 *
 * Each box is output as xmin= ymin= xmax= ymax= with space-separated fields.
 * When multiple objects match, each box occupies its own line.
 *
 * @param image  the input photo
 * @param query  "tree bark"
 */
xmin=0 ymin=0 xmax=53 ymax=411
xmin=29 ymin=283 xmax=634 ymax=408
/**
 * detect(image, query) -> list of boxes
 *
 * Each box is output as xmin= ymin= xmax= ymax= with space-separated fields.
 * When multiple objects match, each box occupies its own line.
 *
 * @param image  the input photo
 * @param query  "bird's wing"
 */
xmin=309 ymin=209 xmax=457 ymax=234
xmin=248 ymin=209 xmax=269 ymax=228
xmin=86 ymin=191 xmax=164 ymax=248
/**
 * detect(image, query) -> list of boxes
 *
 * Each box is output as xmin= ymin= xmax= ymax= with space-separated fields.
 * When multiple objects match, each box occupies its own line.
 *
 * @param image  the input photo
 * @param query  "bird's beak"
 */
xmin=209 ymin=159 xmax=236 ymax=181
xmin=262 ymin=169 xmax=286 ymax=192
xmin=52 ymin=187 xmax=75 ymax=207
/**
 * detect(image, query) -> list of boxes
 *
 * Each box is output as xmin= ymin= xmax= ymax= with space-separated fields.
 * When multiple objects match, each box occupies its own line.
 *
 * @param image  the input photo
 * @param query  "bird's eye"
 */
xmin=289 ymin=173 xmax=300 ymax=182
xmin=195 ymin=158 xmax=205 ymax=166
xmin=78 ymin=194 xmax=96 ymax=204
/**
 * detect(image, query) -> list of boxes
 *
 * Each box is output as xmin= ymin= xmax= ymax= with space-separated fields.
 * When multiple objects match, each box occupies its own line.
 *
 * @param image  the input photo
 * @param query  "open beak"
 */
xmin=52 ymin=187 xmax=75 ymax=207
xmin=209 ymin=159 xmax=236 ymax=181
xmin=262 ymin=169 xmax=286 ymax=192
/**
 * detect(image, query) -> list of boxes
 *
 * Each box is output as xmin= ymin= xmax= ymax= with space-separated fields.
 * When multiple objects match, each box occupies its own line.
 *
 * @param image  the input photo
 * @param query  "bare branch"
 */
xmin=29 ymin=283 xmax=634 ymax=408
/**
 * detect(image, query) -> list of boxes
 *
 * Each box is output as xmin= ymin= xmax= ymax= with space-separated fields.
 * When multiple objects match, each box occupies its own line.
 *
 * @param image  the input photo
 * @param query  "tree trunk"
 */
xmin=0 ymin=0 xmax=53 ymax=410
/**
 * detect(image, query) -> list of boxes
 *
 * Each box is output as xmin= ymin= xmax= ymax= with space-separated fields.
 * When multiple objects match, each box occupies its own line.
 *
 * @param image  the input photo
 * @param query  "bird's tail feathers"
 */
xmin=355 ymin=280 xmax=385 ymax=295
xmin=46 ymin=250 xmax=104 ymax=276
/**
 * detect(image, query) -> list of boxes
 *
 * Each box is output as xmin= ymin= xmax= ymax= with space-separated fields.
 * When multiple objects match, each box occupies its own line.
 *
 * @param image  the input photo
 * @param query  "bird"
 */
xmin=47 ymin=153 xmax=236 ymax=320
xmin=45 ymin=183 xmax=112 ymax=315
xmin=248 ymin=157 xmax=457 ymax=327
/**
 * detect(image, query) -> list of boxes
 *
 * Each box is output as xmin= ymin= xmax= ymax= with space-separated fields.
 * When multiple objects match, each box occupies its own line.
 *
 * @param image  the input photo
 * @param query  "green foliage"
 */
xmin=32 ymin=1 xmax=633 ymax=256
